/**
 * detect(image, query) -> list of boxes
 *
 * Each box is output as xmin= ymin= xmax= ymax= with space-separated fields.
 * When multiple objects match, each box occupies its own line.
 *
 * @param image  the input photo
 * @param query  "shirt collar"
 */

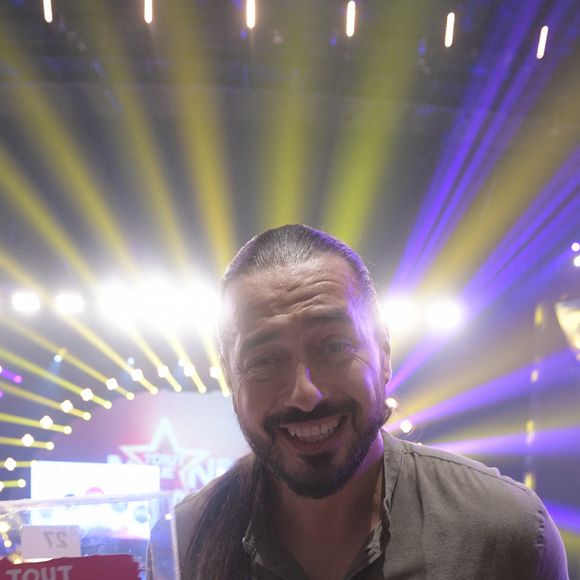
xmin=242 ymin=431 xmax=405 ymax=576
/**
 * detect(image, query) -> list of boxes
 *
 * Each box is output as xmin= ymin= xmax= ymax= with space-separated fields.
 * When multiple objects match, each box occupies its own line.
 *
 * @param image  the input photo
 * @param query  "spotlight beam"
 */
xmin=0 ymin=346 xmax=110 ymax=408
xmin=324 ymin=2 xmax=425 ymax=245
xmin=0 ymin=21 xmax=134 ymax=271
xmin=0 ymin=145 xmax=95 ymax=284
xmin=0 ymin=381 xmax=85 ymax=419
xmin=164 ymin=0 xmax=236 ymax=271
xmin=80 ymin=2 xmax=191 ymax=271
xmin=259 ymin=2 xmax=321 ymax=230
xmin=0 ymin=413 xmax=70 ymax=434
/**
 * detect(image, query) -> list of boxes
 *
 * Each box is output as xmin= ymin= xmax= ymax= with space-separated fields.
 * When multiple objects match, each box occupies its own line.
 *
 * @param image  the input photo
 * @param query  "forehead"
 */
xmin=222 ymin=255 xmax=364 ymax=337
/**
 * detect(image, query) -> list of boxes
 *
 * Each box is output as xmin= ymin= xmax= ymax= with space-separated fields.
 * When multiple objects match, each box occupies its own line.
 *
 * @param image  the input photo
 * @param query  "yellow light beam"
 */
xmin=1 ymin=461 xmax=33 ymax=469
xmin=0 ymin=437 xmax=53 ymax=450
xmin=0 ymin=22 xmax=135 ymax=271
xmin=200 ymin=333 xmax=230 ymax=396
xmin=164 ymin=1 xmax=236 ymax=271
xmin=79 ymin=3 xmax=191 ymax=271
xmin=0 ymin=316 xmax=106 ymax=383
xmin=0 ymin=346 xmax=110 ymax=408
xmin=401 ymin=323 xmax=537 ymax=417
xmin=0 ymin=480 xmax=27 ymax=490
xmin=163 ymin=333 xmax=207 ymax=393
xmin=125 ymin=328 xmax=181 ymax=392
xmin=0 ymin=249 xmax=138 ymax=396
xmin=0 ymin=381 xmax=86 ymax=419
xmin=259 ymin=1 xmax=322 ymax=230
xmin=323 ymin=2 xmax=426 ymax=246
xmin=0 ymin=413 xmax=70 ymax=434
xmin=0 ymin=145 xmax=95 ymax=284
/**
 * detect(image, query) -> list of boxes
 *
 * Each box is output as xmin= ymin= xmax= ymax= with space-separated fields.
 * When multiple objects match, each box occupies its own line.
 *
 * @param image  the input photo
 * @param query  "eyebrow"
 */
xmin=239 ymin=330 xmax=282 ymax=356
xmin=302 ymin=308 xmax=351 ymax=327
xmin=238 ymin=309 xmax=351 ymax=355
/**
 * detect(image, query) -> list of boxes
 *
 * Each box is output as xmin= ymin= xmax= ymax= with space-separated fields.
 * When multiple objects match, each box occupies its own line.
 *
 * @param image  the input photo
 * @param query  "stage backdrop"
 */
xmin=47 ymin=392 xmax=248 ymax=502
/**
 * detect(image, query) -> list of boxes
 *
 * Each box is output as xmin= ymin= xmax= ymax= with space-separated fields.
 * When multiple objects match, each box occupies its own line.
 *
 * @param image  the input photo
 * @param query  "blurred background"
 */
xmin=0 ymin=0 xmax=578 ymax=575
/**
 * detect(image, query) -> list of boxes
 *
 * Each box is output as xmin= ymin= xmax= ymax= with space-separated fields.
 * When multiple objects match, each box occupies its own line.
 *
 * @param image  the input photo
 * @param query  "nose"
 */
xmin=284 ymin=363 xmax=324 ymax=412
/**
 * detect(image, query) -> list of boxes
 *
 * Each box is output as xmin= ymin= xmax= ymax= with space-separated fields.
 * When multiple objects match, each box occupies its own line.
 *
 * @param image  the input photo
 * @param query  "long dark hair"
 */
xmin=182 ymin=225 xmax=383 ymax=578
xmin=181 ymin=454 xmax=269 ymax=580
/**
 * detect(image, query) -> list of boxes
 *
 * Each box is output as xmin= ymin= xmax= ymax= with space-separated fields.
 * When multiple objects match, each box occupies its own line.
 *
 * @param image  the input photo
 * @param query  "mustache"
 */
xmin=264 ymin=400 xmax=357 ymax=432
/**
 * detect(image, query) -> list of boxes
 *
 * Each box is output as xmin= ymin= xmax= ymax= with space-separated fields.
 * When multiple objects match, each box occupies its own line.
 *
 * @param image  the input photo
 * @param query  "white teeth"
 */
xmin=285 ymin=417 xmax=340 ymax=443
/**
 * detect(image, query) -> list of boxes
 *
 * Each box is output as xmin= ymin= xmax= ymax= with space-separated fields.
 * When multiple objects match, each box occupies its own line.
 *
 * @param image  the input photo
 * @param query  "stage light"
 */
xmin=157 ymin=365 xmax=169 ymax=378
xmin=4 ymin=458 xmax=16 ymax=472
xmin=246 ymin=0 xmax=256 ymax=29
xmin=140 ymin=277 xmax=183 ymax=329
xmin=106 ymin=378 xmax=119 ymax=390
xmin=400 ymin=419 xmax=414 ymax=434
xmin=17 ymin=479 xmax=26 ymax=489
xmin=571 ymin=242 xmax=580 ymax=252
xmin=60 ymin=400 xmax=73 ymax=413
xmin=39 ymin=415 xmax=53 ymax=429
xmin=126 ymin=392 xmax=135 ymax=400
xmin=184 ymin=364 xmax=195 ymax=377
xmin=14 ymin=375 xmax=22 ymax=384
xmin=46 ymin=442 xmax=55 ymax=451
xmin=63 ymin=426 xmax=72 ymax=435
xmin=183 ymin=280 xmax=221 ymax=332
xmin=209 ymin=366 xmax=222 ymax=380
xmin=574 ymin=256 xmax=580 ymax=268
xmin=99 ymin=284 xmax=137 ymax=323
xmin=381 ymin=296 xmax=417 ymax=336
xmin=43 ymin=0 xmax=53 ymax=23
xmin=80 ymin=388 xmax=94 ymax=402
xmin=346 ymin=1 xmax=356 ymax=38
xmin=55 ymin=292 xmax=84 ymax=315
xmin=12 ymin=291 xmax=41 ymax=313
xmin=104 ymin=401 xmax=112 ymax=409
xmin=21 ymin=434 xmax=34 ymax=447
xmin=53 ymin=353 xmax=63 ymax=363
xmin=536 ymin=25 xmax=549 ymax=59
xmin=426 ymin=299 xmax=464 ymax=333
xmin=131 ymin=368 xmax=144 ymax=382
xmin=445 ymin=12 xmax=455 ymax=47
xmin=82 ymin=412 xmax=92 ymax=421
xmin=386 ymin=397 xmax=400 ymax=409
xmin=144 ymin=0 xmax=153 ymax=24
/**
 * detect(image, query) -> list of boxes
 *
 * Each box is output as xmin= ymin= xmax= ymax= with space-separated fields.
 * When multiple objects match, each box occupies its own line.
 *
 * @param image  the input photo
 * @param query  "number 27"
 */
xmin=44 ymin=531 xmax=68 ymax=549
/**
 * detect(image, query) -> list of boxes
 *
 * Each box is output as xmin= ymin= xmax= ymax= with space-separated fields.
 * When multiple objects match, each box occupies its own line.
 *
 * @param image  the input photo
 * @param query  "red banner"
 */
xmin=0 ymin=555 xmax=140 ymax=580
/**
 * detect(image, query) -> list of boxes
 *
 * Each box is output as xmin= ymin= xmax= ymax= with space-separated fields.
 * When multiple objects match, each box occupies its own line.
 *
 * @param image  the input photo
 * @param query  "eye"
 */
xmin=244 ymin=353 xmax=281 ymax=372
xmin=320 ymin=339 xmax=354 ymax=356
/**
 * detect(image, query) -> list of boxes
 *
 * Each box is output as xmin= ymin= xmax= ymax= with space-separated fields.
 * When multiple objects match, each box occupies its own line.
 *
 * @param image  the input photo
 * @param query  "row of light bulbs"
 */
xmin=38 ymin=0 xmax=555 ymax=60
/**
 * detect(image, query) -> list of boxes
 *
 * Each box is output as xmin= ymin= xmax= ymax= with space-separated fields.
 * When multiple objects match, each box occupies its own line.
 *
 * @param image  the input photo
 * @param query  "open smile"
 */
xmin=278 ymin=415 xmax=347 ymax=449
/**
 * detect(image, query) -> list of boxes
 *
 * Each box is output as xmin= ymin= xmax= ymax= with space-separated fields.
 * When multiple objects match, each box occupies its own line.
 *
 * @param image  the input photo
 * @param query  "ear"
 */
xmin=378 ymin=330 xmax=392 ymax=389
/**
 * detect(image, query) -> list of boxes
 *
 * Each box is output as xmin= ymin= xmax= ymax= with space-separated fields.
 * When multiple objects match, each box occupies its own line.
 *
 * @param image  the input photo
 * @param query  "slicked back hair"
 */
xmin=218 ymin=224 xmax=383 ymax=361
xmin=181 ymin=225 xmax=386 ymax=580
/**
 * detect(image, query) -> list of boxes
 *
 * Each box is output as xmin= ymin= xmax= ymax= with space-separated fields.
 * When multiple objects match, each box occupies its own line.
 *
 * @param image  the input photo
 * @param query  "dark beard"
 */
xmin=239 ymin=399 xmax=389 ymax=499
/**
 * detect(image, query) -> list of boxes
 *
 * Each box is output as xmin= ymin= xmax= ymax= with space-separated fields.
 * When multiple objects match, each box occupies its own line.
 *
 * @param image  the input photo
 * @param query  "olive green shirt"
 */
xmin=171 ymin=432 xmax=568 ymax=579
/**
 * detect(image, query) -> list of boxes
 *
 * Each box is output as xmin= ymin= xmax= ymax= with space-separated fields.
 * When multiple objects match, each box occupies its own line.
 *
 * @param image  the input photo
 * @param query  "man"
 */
xmin=168 ymin=224 xmax=568 ymax=579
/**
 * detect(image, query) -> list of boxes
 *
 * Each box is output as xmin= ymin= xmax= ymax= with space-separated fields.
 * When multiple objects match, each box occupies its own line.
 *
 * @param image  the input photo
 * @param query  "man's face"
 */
xmin=222 ymin=255 xmax=391 ymax=499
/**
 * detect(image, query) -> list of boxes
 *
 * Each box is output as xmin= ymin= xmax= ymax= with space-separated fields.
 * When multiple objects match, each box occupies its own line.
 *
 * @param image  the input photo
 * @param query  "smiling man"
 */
xmin=172 ymin=225 xmax=568 ymax=580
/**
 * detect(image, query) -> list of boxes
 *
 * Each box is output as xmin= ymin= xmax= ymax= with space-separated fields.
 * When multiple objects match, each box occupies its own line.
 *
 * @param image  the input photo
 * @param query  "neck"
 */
xmin=273 ymin=432 xmax=385 ymax=531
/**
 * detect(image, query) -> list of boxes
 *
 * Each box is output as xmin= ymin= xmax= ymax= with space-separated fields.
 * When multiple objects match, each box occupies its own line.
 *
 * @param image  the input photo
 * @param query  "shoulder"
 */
xmin=383 ymin=433 xmax=568 ymax=578
xmin=390 ymin=433 xmax=538 ymax=508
